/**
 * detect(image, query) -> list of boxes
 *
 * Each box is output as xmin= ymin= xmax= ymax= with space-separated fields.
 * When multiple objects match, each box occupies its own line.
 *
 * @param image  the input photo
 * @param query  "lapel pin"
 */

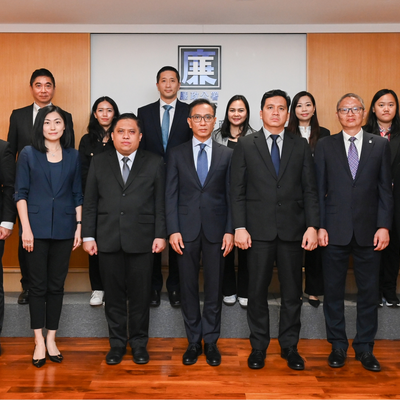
xmin=369 ymin=140 xmax=372 ymax=143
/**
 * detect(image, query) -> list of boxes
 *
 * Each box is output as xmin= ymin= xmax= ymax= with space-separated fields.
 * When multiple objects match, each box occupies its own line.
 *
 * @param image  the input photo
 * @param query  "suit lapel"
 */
xmin=182 ymin=141 xmax=201 ymax=186
xmin=202 ymin=141 xmax=223 ymax=188
xmin=151 ymin=101 xmax=163 ymax=149
xmin=169 ymin=100 xmax=185 ymax=143
xmin=278 ymin=131 xmax=295 ymax=180
xmin=390 ymin=135 xmax=400 ymax=166
xmin=124 ymin=148 xmax=146 ymax=189
xmin=53 ymin=148 xmax=72 ymax=196
xmin=253 ymin=130 xmax=279 ymax=179
xmin=331 ymin=132 xmax=354 ymax=180
xmin=108 ymin=151 xmax=125 ymax=188
xmin=33 ymin=149 xmax=51 ymax=187
xmin=354 ymin=132 xmax=375 ymax=181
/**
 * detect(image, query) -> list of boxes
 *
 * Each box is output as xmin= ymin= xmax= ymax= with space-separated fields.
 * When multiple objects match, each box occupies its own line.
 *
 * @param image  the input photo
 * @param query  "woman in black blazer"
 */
xmin=287 ymin=91 xmax=330 ymax=308
xmin=364 ymin=89 xmax=400 ymax=307
xmin=15 ymin=105 xmax=83 ymax=368
xmin=78 ymin=96 xmax=119 ymax=306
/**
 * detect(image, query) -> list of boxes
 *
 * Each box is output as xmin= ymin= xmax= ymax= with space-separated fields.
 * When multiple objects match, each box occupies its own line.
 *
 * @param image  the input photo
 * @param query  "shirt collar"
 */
xmin=116 ymin=149 xmax=136 ymax=163
xmin=342 ymin=128 xmax=363 ymax=142
xmin=33 ymin=102 xmax=52 ymax=112
xmin=262 ymin=127 xmax=285 ymax=141
xmin=192 ymin=136 xmax=212 ymax=148
xmin=160 ymin=98 xmax=177 ymax=109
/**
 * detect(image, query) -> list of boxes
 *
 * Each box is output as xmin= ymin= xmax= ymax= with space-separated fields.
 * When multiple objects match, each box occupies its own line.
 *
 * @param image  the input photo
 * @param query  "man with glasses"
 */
xmin=165 ymin=98 xmax=234 ymax=367
xmin=315 ymin=93 xmax=393 ymax=372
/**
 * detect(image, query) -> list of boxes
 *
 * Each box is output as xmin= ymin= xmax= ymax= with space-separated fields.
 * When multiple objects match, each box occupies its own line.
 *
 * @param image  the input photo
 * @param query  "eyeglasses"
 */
xmin=190 ymin=114 xmax=215 ymax=123
xmin=338 ymin=107 xmax=364 ymax=115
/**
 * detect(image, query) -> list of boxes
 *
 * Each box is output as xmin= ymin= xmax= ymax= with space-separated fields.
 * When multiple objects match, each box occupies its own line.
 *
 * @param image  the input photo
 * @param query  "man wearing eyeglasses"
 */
xmin=165 ymin=98 xmax=234 ymax=367
xmin=315 ymin=93 xmax=393 ymax=372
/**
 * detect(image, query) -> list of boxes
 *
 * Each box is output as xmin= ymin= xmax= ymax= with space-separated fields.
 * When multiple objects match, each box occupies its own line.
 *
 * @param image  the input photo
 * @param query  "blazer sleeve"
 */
xmin=7 ymin=110 xmax=19 ymax=158
xmin=314 ymin=138 xmax=327 ymax=229
xmin=14 ymin=148 xmax=31 ymax=203
xmin=78 ymin=135 xmax=91 ymax=192
xmin=165 ymin=148 xmax=180 ymax=236
xmin=82 ymin=157 xmax=99 ymax=238
xmin=0 ymin=141 xmax=17 ymax=223
xmin=154 ymin=157 xmax=167 ymax=239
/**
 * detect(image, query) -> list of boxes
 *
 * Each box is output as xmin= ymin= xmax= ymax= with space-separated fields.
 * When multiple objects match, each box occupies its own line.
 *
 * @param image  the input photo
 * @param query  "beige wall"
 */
xmin=0 ymin=33 xmax=91 ymax=270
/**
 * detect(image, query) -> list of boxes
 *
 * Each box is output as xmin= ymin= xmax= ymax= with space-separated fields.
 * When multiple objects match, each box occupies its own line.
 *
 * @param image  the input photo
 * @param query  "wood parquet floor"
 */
xmin=0 ymin=338 xmax=400 ymax=399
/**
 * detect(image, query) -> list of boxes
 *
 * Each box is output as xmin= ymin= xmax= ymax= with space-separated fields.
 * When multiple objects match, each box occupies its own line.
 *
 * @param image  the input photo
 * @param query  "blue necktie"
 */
xmin=348 ymin=137 xmax=359 ymax=179
xmin=197 ymin=143 xmax=208 ymax=186
xmin=161 ymin=105 xmax=172 ymax=152
xmin=270 ymin=135 xmax=280 ymax=176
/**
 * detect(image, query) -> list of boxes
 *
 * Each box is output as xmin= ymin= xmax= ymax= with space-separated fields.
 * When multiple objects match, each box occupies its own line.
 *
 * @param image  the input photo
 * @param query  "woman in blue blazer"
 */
xmin=15 ymin=105 xmax=83 ymax=368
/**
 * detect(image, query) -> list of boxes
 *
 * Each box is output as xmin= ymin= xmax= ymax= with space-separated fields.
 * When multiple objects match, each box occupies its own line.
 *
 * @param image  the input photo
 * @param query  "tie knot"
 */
xmin=271 ymin=135 xmax=279 ymax=143
xmin=122 ymin=156 xmax=129 ymax=165
xmin=199 ymin=143 xmax=206 ymax=151
xmin=163 ymin=105 xmax=172 ymax=112
xmin=349 ymin=137 xmax=356 ymax=143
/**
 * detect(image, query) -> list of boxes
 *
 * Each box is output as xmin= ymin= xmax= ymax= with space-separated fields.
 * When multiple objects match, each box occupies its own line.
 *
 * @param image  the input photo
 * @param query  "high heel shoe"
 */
xmin=32 ymin=347 xmax=46 ymax=368
xmin=47 ymin=352 xmax=63 ymax=363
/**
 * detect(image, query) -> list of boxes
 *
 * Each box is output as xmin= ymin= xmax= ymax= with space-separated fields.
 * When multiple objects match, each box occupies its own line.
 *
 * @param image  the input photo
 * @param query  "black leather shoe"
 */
xmin=18 ymin=290 xmax=29 ymax=305
xmin=204 ymin=343 xmax=221 ymax=366
xmin=183 ymin=343 xmax=202 ymax=365
xmin=106 ymin=347 xmax=126 ymax=365
xmin=355 ymin=351 xmax=381 ymax=372
xmin=328 ymin=348 xmax=347 ymax=368
xmin=150 ymin=290 xmax=161 ymax=307
xmin=281 ymin=346 xmax=305 ymax=370
xmin=248 ymin=349 xmax=266 ymax=369
xmin=168 ymin=291 xmax=181 ymax=307
xmin=132 ymin=347 xmax=149 ymax=364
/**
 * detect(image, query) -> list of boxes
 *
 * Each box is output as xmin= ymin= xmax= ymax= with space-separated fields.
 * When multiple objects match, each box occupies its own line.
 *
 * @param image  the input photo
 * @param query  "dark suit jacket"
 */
xmin=82 ymin=149 xmax=166 ymax=254
xmin=315 ymin=131 xmax=393 ymax=247
xmin=0 ymin=140 xmax=17 ymax=225
xmin=14 ymin=146 xmax=83 ymax=239
xmin=165 ymin=140 xmax=233 ymax=243
xmin=230 ymin=129 xmax=319 ymax=242
xmin=138 ymin=99 xmax=192 ymax=162
xmin=7 ymin=104 xmax=75 ymax=158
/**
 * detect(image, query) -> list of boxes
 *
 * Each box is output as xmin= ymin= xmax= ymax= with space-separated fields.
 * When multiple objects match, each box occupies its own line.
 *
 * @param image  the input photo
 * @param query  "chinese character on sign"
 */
xmin=180 ymin=92 xmax=189 ymax=101
xmin=179 ymin=46 xmax=221 ymax=89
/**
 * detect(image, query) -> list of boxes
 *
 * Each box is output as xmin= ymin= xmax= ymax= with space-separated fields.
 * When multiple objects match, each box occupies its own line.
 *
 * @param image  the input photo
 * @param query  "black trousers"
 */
xmin=222 ymin=247 xmax=248 ymax=298
xmin=247 ymin=238 xmax=303 ymax=351
xmin=0 ymin=240 xmax=4 ymax=335
xmin=304 ymin=247 xmax=324 ymax=296
xmin=379 ymin=225 xmax=399 ymax=298
xmin=152 ymin=243 xmax=179 ymax=292
xmin=99 ymin=250 xmax=153 ymax=350
xmin=88 ymin=254 xmax=103 ymax=291
xmin=177 ymin=229 xmax=224 ymax=344
xmin=27 ymin=239 xmax=73 ymax=330
xmin=322 ymin=237 xmax=380 ymax=354
xmin=18 ymin=236 xmax=30 ymax=290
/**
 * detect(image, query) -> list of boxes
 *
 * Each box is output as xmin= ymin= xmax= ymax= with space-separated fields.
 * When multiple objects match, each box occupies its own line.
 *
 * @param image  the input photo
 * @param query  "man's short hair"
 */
xmin=336 ymin=93 xmax=365 ymax=111
xmin=261 ymin=89 xmax=291 ymax=110
xmin=111 ymin=113 xmax=142 ymax=133
xmin=188 ymin=99 xmax=217 ymax=116
xmin=30 ymin=68 xmax=55 ymax=87
xmin=156 ymin=66 xmax=180 ymax=83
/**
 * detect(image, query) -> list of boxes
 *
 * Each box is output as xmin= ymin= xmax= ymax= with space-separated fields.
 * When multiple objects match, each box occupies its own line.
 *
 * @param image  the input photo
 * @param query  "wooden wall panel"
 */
xmin=307 ymin=33 xmax=400 ymax=134
xmin=0 ymin=33 xmax=90 ymax=269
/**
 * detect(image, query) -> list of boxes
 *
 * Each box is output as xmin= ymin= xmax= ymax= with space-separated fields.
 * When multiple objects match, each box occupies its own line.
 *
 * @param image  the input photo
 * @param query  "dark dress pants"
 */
xmin=99 ymin=250 xmax=153 ymax=350
xmin=177 ymin=229 xmax=224 ymax=344
xmin=322 ymin=237 xmax=380 ymax=353
xmin=88 ymin=254 xmax=103 ymax=291
xmin=0 ymin=240 xmax=4 ymax=335
xmin=152 ymin=243 xmax=179 ymax=292
xmin=304 ymin=247 xmax=324 ymax=296
xmin=26 ymin=239 xmax=73 ymax=330
xmin=222 ymin=247 xmax=248 ymax=298
xmin=18 ymin=236 xmax=30 ymax=290
xmin=247 ymin=238 xmax=303 ymax=351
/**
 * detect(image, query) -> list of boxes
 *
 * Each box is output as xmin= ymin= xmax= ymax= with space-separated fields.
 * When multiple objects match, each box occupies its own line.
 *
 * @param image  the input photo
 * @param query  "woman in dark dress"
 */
xmin=79 ymin=96 xmax=120 ymax=306
xmin=364 ymin=89 xmax=400 ymax=307
xmin=287 ymin=91 xmax=330 ymax=308
xmin=212 ymin=94 xmax=255 ymax=308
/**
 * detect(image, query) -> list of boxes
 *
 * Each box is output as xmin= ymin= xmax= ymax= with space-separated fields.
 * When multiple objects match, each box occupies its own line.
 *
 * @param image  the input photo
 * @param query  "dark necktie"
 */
xmin=348 ymin=137 xmax=359 ymax=179
xmin=122 ymin=157 xmax=130 ymax=184
xmin=270 ymin=135 xmax=280 ymax=175
xmin=161 ymin=105 xmax=172 ymax=152
xmin=197 ymin=143 xmax=208 ymax=186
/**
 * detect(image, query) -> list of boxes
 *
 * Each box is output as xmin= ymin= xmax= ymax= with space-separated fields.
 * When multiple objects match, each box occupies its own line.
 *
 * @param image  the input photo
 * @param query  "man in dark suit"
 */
xmin=315 ymin=93 xmax=393 ymax=372
xmin=0 ymin=140 xmax=17 ymax=356
xmin=82 ymin=113 xmax=166 ymax=366
xmin=231 ymin=89 xmax=319 ymax=371
xmin=166 ymin=98 xmax=234 ymax=367
xmin=138 ymin=66 xmax=192 ymax=308
xmin=7 ymin=68 xmax=74 ymax=305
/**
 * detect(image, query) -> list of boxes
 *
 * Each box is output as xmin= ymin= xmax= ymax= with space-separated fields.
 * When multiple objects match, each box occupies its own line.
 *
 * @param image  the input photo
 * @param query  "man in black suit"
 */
xmin=315 ymin=93 xmax=393 ymax=372
xmin=166 ymin=99 xmax=234 ymax=367
xmin=231 ymin=89 xmax=319 ymax=371
xmin=7 ymin=68 xmax=74 ymax=305
xmin=0 ymin=140 xmax=17 ymax=356
xmin=138 ymin=66 xmax=192 ymax=308
xmin=82 ymin=113 xmax=166 ymax=365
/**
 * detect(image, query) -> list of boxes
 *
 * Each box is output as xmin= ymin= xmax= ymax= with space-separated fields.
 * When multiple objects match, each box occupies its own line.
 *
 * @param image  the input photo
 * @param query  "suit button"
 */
xmin=278 ymin=202 xmax=282 ymax=206
xmin=122 ymin=193 xmax=126 ymax=197
xmin=121 ymin=212 xmax=124 ymax=215
xmin=277 ymin=185 xmax=281 ymax=189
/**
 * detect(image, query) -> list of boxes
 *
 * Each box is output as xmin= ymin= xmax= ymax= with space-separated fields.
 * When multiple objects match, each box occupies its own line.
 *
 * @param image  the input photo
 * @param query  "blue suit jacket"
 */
xmin=14 ymin=146 xmax=83 ymax=239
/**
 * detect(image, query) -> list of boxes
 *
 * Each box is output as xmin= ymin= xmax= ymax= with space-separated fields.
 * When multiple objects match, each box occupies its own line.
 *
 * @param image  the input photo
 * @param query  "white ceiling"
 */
xmin=1 ymin=0 xmax=400 ymax=28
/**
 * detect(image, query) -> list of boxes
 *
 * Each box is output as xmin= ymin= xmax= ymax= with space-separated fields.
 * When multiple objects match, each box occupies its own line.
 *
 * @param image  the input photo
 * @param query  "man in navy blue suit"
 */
xmin=138 ymin=66 xmax=192 ymax=308
xmin=165 ymin=99 xmax=233 ymax=366
xmin=315 ymin=93 xmax=393 ymax=372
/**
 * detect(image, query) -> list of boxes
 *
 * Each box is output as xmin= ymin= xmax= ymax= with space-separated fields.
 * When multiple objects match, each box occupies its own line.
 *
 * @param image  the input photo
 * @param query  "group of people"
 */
xmin=0 ymin=66 xmax=399 ymax=374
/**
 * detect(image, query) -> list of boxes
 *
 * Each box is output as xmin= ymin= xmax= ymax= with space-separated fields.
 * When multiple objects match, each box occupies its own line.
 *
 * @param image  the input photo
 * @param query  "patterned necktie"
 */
xmin=122 ymin=157 xmax=130 ymax=184
xmin=348 ymin=137 xmax=359 ymax=179
xmin=270 ymin=135 xmax=280 ymax=175
xmin=197 ymin=143 xmax=208 ymax=186
xmin=161 ymin=105 xmax=172 ymax=152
